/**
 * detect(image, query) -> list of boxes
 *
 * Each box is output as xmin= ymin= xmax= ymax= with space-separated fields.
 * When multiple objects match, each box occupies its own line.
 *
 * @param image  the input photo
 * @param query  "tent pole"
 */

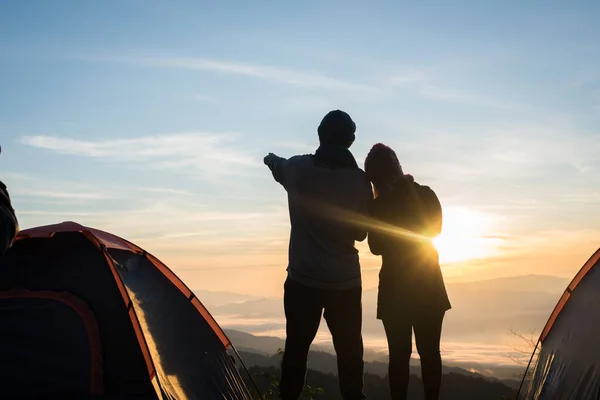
xmin=231 ymin=344 xmax=265 ymax=400
xmin=516 ymin=339 xmax=540 ymax=400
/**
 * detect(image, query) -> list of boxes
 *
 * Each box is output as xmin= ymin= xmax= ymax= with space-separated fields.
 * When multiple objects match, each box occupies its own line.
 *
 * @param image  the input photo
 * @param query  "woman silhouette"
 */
xmin=364 ymin=143 xmax=451 ymax=400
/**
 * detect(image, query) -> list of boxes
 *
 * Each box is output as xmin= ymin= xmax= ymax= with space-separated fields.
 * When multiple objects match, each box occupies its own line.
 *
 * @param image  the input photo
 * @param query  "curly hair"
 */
xmin=364 ymin=143 xmax=403 ymax=191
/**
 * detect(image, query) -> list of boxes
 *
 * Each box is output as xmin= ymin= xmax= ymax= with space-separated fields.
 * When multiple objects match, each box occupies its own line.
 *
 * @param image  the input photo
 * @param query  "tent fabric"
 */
xmin=108 ymin=248 xmax=250 ymax=398
xmin=522 ymin=247 xmax=600 ymax=400
xmin=0 ymin=221 xmax=252 ymax=399
xmin=0 ymin=290 xmax=102 ymax=396
xmin=17 ymin=221 xmax=231 ymax=348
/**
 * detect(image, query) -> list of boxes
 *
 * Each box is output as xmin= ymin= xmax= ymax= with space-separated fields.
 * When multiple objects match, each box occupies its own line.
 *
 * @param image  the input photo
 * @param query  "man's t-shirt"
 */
xmin=272 ymin=155 xmax=373 ymax=290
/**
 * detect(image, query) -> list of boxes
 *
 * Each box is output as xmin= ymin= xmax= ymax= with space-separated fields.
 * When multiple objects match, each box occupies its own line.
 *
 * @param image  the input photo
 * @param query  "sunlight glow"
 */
xmin=433 ymin=207 xmax=500 ymax=265
xmin=301 ymin=197 xmax=503 ymax=269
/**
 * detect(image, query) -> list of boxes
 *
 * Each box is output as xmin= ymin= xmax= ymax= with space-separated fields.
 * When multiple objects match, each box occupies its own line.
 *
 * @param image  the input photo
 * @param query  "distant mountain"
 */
xmin=225 ymin=329 xmax=386 ymax=363
xmin=446 ymin=274 xmax=570 ymax=294
xmin=212 ymin=274 xmax=568 ymax=343
xmin=225 ymin=329 xmax=286 ymax=356
xmin=206 ymin=274 xmax=569 ymax=316
xmin=440 ymin=274 xmax=568 ymax=343
xmin=238 ymin=349 xmax=519 ymax=385
xmin=213 ymin=298 xmax=282 ymax=318
xmin=229 ymin=329 xmax=523 ymax=388
xmin=204 ymin=275 xmax=566 ymax=383
xmin=237 ymin=350 xmax=520 ymax=399
xmin=193 ymin=289 xmax=262 ymax=308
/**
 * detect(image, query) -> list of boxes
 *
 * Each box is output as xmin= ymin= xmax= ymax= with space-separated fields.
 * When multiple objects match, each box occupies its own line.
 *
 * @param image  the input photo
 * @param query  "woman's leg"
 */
xmin=382 ymin=318 xmax=413 ymax=400
xmin=414 ymin=311 xmax=445 ymax=400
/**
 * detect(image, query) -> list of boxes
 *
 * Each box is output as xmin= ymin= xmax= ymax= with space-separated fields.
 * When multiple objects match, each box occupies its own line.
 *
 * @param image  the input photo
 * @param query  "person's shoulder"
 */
xmin=347 ymin=165 xmax=368 ymax=181
xmin=409 ymin=177 xmax=434 ymax=194
xmin=282 ymin=154 xmax=313 ymax=172
xmin=412 ymin=181 xmax=440 ymax=205
xmin=290 ymin=154 xmax=311 ymax=161
xmin=287 ymin=154 xmax=312 ymax=165
xmin=414 ymin=181 xmax=433 ymax=193
xmin=347 ymin=167 xmax=371 ymax=191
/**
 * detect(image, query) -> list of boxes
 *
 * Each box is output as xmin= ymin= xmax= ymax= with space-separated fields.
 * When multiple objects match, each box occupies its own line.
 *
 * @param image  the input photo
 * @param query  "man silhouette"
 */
xmin=264 ymin=110 xmax=373 ymax=400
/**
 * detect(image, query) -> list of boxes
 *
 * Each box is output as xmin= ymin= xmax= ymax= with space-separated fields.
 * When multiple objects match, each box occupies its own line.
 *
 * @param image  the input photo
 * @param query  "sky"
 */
xmin=1 ymin=0 xmax=599 ymax=297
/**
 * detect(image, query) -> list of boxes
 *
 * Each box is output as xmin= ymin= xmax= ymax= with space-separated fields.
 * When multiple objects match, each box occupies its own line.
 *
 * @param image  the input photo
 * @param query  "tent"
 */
xmin=518 ymin=247 xmax=600 ymax=399
xmin=0 ymin=221 xmax=254 ymax=399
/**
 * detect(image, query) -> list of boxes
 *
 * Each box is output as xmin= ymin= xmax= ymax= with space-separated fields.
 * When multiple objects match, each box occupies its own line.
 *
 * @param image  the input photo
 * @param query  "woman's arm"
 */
xmin=419 ymin=186 xmax=442 ymax=237
xmin=354 ymin=178 xmax=374 ymax=242
xmin=368 ymin=230 xmax=385 ymax=255
xmin=367 ymin=199 xmax=387 ymax=255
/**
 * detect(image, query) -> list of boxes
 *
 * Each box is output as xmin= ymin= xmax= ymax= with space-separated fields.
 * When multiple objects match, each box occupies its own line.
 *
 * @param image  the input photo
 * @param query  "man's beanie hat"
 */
xmin=317 ymin=110 xmax=356 ymax=148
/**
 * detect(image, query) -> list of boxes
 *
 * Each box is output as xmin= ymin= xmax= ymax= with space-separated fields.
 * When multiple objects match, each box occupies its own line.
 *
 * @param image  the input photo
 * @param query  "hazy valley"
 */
xmin=197 ymin=274 xmax=569 ymax=381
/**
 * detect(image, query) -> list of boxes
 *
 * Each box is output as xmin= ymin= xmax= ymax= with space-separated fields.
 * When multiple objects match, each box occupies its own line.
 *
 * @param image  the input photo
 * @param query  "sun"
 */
xmin=432 ymin=207 xmax=499 ymax=265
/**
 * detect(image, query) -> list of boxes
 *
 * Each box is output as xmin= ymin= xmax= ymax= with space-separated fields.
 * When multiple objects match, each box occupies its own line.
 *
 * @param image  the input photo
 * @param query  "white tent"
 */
xmin=518 ymin=247 xmax=600 ymax=399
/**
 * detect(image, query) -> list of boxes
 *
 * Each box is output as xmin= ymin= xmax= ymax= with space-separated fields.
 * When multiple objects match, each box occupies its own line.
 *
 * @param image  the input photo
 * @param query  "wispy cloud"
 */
xmin=393 ymin=121 xmax=600 ymax=183
xmin=17 ymin=189 xmax=111 ymax=200
xmin=78 ymin=53 xmax=377 ymax=92
xmin=78 ymin=52 xmax=530 ymax=109
xmin=20 ymin=132 xmax=258 ymax=177
xmin=482 ymin=125 xmax=600 ymax=172
xmin=270 ymin=140 xmax=315 ymax=154
xmin=12 ymin=189 xmax=286 ymax=248
xmin=419 ymin=86 xmax=528 ymax=110
xmin=5 ymin=172 xmax=289 ymax=251
xmin=559 ymin=192 xmax=600 ymax=203
xmin=389 ymin=66 xmax=533 ymax=110
xmin=5 ymin=172 xmax=276 ymax=209
xmin=390 ymin=67 xmax=431 ymax=85
xmin=4 ymin=172 xmax=115 ymax=203
xmin=125 ymin=186 xmax=195 ymax=196
xmin=18 ymin=211 xmax=93 ymax=217
xmin=69 ymin=200 xmax=288 ymax=256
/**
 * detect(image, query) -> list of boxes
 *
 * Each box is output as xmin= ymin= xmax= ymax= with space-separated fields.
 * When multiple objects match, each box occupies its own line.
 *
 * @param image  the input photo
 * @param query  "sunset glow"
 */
xmin=433 ymin=208 xmax=500 ymax=265
xmin=2 ymin=1 xmax=600 ymax=388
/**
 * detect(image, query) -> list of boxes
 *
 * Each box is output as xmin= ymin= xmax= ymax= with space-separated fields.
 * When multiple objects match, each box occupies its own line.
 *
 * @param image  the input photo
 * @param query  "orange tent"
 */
xmin=518 ymin=247 xmax=600 ymax=399
xmin=0 ymin=222 xmax=253 ymax=398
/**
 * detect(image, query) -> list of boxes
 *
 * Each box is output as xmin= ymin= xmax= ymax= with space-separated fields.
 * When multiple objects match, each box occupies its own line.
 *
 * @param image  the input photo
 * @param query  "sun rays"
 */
xmin=433 ymin=207 xmax=501 ymax=265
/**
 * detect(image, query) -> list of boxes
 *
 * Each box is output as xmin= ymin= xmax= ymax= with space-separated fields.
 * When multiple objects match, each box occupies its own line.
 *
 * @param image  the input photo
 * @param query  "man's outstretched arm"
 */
xmin=264 ymin=153 xmax=288 ymax=187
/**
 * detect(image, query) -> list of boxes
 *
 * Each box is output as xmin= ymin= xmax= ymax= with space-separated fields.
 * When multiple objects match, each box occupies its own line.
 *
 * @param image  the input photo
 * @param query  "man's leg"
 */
xmin=323 ymin=286 xmax=366 ymax=400
xmin=414 ymin=311 xmax=445 ymax=400
xmin=279 ymin=278 xmax=324 ymax=400
xmin=382 ymin=317 xmax=413 ymax=400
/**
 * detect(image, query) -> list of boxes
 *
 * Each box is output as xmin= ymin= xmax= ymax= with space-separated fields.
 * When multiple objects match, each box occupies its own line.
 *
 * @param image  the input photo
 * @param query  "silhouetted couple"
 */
xmin=264 ymin=110 xmax=451 ymax=400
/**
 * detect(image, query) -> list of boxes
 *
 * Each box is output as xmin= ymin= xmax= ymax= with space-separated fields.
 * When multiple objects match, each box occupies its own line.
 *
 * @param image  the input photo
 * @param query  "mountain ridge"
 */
xmin=235 ymin=346 xmax=522 ymax=390
xmin=226 ymin=328 xmax=525 ymax=386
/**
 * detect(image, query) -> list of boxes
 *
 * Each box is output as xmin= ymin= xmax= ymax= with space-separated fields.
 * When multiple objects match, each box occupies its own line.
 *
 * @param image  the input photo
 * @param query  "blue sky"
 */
xmin=1 ymin=1 xmax=599 ymax=295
